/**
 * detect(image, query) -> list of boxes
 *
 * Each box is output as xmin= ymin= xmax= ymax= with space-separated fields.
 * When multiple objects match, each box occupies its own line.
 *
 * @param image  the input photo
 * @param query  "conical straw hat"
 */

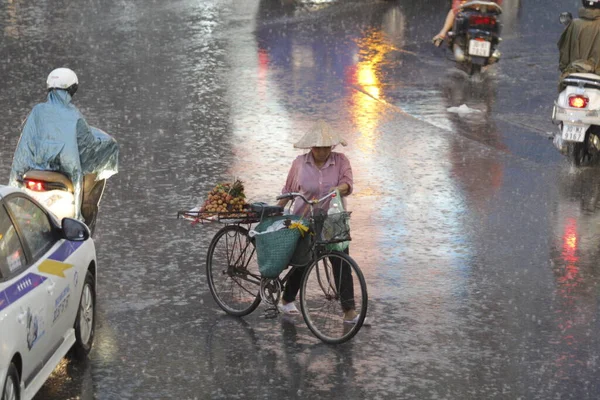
xmin=293 ymin=120 xmax=348 ymax=149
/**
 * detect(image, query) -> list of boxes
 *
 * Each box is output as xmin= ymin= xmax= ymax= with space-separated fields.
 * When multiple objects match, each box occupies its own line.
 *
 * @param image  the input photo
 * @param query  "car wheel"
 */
xmin=69 ymin=271 xmax=96 ymax=360
xmin=2 ymin=363 xmax=20 ymax=400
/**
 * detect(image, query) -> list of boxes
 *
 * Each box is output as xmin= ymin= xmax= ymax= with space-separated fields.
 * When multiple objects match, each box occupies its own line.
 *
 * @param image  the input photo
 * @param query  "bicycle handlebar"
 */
xmin=276 ymin=191 xmax=337 ymax=205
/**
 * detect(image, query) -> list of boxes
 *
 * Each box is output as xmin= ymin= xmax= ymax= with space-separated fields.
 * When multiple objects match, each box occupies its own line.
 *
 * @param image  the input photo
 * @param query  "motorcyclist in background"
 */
xmin=8 ymin=68 xmax=119 ymax=229
xmin=432 ymin=0 xmax=504 ymax=46
xmin=558 ymin=0 xmax=600 ymax=81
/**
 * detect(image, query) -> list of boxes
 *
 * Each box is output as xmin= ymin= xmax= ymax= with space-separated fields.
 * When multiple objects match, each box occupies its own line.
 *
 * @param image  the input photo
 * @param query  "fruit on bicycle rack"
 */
xmin=200 ymin=179 xmax=247 ymax=213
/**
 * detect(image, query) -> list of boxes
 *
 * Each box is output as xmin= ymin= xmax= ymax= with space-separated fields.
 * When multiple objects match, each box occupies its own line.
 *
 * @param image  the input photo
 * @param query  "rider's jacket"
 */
xmin=8 ymin=90 xmax=118 ymax=219
xmin=559 ymin=7 xmax=600 ymax=74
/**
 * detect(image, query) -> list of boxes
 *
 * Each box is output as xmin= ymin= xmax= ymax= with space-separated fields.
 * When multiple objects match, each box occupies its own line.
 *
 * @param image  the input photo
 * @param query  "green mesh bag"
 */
xmin=254 ymin=215 xmax=304 ymax=278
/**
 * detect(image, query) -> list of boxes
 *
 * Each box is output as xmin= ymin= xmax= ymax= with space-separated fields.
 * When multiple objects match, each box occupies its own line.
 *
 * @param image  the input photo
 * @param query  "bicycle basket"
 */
xmin=253 ymin=215 xmax=304 ymax=278
xmin=313 ymin=211 xmax=351 ymax=244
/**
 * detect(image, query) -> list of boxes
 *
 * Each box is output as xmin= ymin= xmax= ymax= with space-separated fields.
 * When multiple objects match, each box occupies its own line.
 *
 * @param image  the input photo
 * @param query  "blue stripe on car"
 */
xmin=0 ymin=240 xmax=81 ymax=311
xmin=0 ymin=273 xmax=47 ymax=311
xmin=48 ymin=241 xmax=83 ymax=262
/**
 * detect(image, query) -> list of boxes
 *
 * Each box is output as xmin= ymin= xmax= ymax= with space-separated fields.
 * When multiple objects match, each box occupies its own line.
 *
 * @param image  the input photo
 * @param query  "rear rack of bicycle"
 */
xmin=177 ymin=203 xmax=284 ymax=225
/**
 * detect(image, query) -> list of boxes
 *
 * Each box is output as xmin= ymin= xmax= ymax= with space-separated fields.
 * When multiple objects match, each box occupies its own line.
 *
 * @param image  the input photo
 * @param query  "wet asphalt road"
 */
xmin=1 ymin=0 xmax=600 ymax=398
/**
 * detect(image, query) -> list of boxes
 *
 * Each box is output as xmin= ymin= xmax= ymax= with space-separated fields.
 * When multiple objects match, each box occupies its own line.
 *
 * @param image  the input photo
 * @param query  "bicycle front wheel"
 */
xmin=206 ymin=225 xmax=261 ymax=316
xmin=300 ymin=251 xmax=368 ymax=344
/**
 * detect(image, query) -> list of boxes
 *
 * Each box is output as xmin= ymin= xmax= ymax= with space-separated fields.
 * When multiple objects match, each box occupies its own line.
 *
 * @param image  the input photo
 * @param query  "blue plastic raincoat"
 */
xmin=8 ymin=90 xmax=119 ymax=219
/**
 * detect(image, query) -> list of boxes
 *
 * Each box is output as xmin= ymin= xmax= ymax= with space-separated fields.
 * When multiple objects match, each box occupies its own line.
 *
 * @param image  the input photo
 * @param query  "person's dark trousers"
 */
xmin=282 ymin=247 xmax=355 ymax=311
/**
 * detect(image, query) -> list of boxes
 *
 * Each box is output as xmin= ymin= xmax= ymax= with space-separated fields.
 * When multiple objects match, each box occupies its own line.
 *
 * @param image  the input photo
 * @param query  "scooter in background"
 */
xmin=442 ymin=1 xmax=503 ymax=75
xmin=552 ymin=12 xmax=600 ymax=166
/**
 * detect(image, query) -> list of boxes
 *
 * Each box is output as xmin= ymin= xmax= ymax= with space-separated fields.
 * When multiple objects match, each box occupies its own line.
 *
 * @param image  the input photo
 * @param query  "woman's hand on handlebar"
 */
xmin=275 ymin=193 xmax=294 ymax=201
xmin=277 ymin=198 xmax=289 ymax=208
xmin=330 ymin=183 xmax=350 ymax=196
xmin=276 ymin=193 xmax=295 ymax=208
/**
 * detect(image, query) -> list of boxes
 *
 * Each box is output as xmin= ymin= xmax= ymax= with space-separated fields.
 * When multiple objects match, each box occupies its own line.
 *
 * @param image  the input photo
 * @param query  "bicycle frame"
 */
xmin=220 ymin=224 xmax=337 ymax=307
xmin=254 ymin=191 xmax=342 ymax=305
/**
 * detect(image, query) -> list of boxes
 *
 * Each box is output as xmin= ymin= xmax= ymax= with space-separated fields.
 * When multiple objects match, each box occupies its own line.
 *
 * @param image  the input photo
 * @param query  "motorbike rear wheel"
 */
xmin=570 ymin=142 xmax=592 ymax=167
xmin=85 ymin=210 xmax=98 ymax=237
xmin=82 ymin=178 xmax=106 ymax=237
xmin=468 ymin=63 xmax=482 ymax=76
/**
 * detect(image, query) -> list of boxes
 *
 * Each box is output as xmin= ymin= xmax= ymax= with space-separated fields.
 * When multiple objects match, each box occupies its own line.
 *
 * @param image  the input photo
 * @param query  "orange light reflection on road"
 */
xmin=554 ymin=217 xmax=581 ymax=379
xmin=257 ymin=48 xmax=269 ymax=101
xmin=356 ymin=64 xmax=380 ymax=99
xmin=347 ymin=31 xmax=392 ymax=153
xmin=560 ymin=218 xmax=579 ymax=270
xmin=564 ymin=230 xmax=577 ymax=252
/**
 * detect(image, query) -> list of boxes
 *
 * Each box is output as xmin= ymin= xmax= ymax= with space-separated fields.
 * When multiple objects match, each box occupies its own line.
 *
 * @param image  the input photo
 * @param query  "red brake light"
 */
xmin=568 ymin=95 xmax=589 ymax=109
xmin=25 ymin=179 xmax=44 ymax=191
xmin=469 ymin=16 xmax=496 ymax=26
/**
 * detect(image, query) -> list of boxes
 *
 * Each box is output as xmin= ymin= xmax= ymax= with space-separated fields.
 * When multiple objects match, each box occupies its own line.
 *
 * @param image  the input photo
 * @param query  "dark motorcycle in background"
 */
xmin=443 ymin=1 xmax=503 ymax=75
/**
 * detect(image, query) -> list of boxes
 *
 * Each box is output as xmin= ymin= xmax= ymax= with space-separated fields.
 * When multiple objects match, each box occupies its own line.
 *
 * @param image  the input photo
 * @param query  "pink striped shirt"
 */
xmin=282 ymin=151 xmax=353 ymax=217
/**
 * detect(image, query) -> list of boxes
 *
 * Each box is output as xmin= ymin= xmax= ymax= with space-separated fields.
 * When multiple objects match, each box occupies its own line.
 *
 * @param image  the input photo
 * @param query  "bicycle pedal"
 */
xmin=263 ymin=307 xmax=279 ymax=319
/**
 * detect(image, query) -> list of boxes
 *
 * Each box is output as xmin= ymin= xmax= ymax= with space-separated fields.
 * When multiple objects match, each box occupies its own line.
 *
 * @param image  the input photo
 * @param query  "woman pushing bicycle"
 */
xmin=185 ymin=119 xmax=368 ymax=343
xmin=276 ymin=120 xmax=363 ymax=325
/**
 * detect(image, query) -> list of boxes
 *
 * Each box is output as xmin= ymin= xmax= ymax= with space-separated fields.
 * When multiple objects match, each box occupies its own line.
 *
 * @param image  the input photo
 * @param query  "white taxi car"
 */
xmin=0 ymin=185 xmax=97 ymax=400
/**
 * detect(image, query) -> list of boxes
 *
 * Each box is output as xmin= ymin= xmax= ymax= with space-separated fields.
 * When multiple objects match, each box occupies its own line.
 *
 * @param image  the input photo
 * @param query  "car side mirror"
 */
xmin=560 ymin=12 xmax=573 ymax=26
xmin=62 ymin=218 xmax=90 ymax=241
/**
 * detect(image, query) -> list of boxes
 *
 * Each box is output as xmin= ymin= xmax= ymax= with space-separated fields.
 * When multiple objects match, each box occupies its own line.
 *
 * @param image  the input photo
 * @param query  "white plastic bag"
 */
xmin=249 ymin=219 xmax=288 ymax=237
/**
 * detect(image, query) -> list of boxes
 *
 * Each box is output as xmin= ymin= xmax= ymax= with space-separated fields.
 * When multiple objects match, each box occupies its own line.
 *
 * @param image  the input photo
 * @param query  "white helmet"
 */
xmin=46 ymin=68 xmax=79 ymax=96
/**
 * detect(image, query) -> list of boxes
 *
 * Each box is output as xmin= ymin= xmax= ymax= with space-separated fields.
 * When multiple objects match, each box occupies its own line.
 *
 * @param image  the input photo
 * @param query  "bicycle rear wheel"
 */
xmin=300 ymin=251 xmax=368 ymax=344
xmin=206 ymin=225 xmax=261 ymax=316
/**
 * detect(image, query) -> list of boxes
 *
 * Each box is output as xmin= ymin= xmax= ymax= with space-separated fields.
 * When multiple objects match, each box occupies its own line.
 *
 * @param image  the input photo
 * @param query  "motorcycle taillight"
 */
xmin=568 ymin=95 xmax=589 ymax=109
xmin=24 ymin=179 xmax=46 ymax=191
xmin=469 ymin=15 xmax=496 ymax=26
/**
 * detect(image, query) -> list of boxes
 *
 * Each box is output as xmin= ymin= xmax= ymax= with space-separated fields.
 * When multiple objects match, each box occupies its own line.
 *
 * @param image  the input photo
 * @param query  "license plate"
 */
xmin=468 ymin=40 xmax=491 ymax=57
xmin=562 ymin=124 xmax=587 ymax=142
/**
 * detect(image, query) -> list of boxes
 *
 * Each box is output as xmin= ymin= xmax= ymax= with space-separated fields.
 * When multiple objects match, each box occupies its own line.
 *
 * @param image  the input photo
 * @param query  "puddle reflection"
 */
xmin=550 ymin=168 xmax=600 ymax=387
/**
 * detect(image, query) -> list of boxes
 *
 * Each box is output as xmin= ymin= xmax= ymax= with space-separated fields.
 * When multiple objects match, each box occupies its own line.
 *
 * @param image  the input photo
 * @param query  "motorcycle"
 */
xmin=11 ymin=124 xmax=118 ymax=236
xmin=444 ymin=1 xmax=503 ymax=75
xmin=552 ymin=12 xmax=600 ymax=166
xmin=19 ymin=171 xmax=106 ymax=235
xmin=552 ymin=73 xmax=600 ymax=166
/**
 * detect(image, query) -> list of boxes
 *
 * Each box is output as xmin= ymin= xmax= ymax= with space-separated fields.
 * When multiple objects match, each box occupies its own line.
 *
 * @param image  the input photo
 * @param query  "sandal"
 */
xmin=278 ymin=302 xmax=300 ymax=316
xmin=343 ymin=315 xmax=371 ymax=326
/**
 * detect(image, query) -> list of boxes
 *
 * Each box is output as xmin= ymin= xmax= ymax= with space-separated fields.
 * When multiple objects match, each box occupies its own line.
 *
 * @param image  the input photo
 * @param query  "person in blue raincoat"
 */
xmin=8 ymin=68 xmax=118 ymax=226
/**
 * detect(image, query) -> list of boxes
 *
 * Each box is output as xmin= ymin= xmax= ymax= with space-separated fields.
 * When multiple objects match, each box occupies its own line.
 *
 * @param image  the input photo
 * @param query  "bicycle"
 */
xmin=178 ymin=191 xmax=368 ymax=344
